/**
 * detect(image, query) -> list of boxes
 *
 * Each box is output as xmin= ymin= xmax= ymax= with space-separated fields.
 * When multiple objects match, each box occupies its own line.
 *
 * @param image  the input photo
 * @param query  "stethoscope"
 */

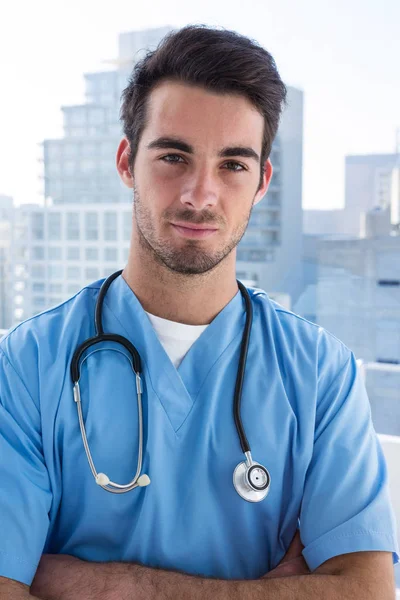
xmin=70 ymin=270 xmax=271 ymax=502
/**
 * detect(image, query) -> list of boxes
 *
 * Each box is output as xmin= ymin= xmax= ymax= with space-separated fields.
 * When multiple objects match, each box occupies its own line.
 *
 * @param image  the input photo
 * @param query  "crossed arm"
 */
xmin=1 ymin=549 xmax=395 ymax=600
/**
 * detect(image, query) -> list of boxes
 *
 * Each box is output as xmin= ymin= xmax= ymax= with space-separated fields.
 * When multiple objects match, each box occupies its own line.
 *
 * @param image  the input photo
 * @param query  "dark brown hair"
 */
xmin=120 ymin=25 xmax=287 ymax=190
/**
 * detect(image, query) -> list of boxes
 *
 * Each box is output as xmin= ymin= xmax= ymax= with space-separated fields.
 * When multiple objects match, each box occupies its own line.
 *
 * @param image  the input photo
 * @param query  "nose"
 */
xmin=179 ymin=166 xmax=219 ymax=211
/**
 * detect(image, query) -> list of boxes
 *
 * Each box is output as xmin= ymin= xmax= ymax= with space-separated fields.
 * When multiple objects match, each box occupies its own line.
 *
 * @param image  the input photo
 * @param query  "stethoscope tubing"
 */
xmin=70 ymin=271 xmax=270 ymax=500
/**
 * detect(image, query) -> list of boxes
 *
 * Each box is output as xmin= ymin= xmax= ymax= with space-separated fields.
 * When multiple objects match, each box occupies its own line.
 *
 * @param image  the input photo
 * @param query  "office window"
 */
xmin=48 ymin=265 xmax=63 ymax=279
xmin=85 ymin=212 xmax=98 ymax=240
xmin=104 ymin=247 xmax=117 ymax=262
xmin=67 ymin=266 xmax=81 ymax=280
xmin=85 ymin=267 xmax=99 ymax=280
xmin=64 ymin=143 xmax=75 ymax=158
xmin=32 ymin=246 xmax=45 ymax=260
xmin=67 ymin=283 xmax=81 ymax=294
xmin=48 ymin=213 xmax=61 ymax=240
xmin=67 ymin=246 xmax=80 ymax=260
xmin=15 ymin=264 xmax=26 ymax=277
xmin=104 ymin=212 xmax=117 ymax=241
xmin=123 ymin=213 xmax=131 ymax=240
xmin=81 ymin=159 xmax=95 ymax=172
xmin=67 ymin=213 xmax=80 ymax=240
xmin=49 ymin=283 xmax=62 ymax=294
xmin=48 ymin=246 xmax=62 ymax=260
xmin=15 ymin=246 xmax=27 ymax=260
xmin=123 ymin=247 xmax=129 ymax=261
xmin=31 ymin=265 xmax=45 ymax=278
xmin=49 ymin=297 xmax=63 ymax=306
xmin=103 ymin=267 xmax=116 ymax=278
xmin=14 ymin=308 xmax=24 ymax=320
xmin=33 ymin=296 xmax=46 ymax=307
xmin=31 ymin=213 xmax=44 ymax=240
xmin=64 ymin=161 xmax=75 ymax=176
xmin=85 ymin=247 xmax=98 ymax=261
xmin=32 ymin=282 xmax=45 ymax=292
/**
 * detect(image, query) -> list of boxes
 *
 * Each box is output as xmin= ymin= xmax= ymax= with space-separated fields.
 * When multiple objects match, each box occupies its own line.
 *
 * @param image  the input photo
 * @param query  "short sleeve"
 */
xmin=0 ymin=348 xmax=52 ymax=585
xmin=299 ymin=349 xmax=400 ymax=572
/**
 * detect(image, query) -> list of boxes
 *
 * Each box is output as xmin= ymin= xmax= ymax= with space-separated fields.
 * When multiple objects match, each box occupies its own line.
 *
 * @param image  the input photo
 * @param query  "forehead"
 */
xmin=141 ymin=80 xmax=264 ymax=151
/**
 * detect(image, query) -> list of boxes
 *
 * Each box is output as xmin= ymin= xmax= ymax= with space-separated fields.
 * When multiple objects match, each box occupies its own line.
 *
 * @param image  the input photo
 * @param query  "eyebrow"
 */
xmin=146 ymin=137 xmax=260 ymax=163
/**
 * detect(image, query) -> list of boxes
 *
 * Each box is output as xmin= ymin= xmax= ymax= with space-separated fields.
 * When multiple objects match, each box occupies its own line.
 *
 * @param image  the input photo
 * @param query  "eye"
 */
xmin=223 ymin=161 xmax=247 ymax=172
xmin=160 ymin=154 xmax=185 ymax=164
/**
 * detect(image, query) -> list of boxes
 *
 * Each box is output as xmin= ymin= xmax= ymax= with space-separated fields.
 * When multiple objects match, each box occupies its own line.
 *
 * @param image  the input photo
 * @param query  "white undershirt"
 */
xmin=145 ymin=312 xmax=209 ymax=368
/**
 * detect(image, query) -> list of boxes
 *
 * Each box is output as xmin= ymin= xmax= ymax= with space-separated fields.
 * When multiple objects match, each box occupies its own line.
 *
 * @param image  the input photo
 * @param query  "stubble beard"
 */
xmin=132 ymin=185 xmax=253 ymax=276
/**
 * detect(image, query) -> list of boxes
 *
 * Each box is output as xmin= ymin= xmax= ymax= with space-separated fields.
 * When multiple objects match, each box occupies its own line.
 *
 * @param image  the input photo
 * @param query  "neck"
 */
xmin=122 ymin=245 xmax=239 ymax=326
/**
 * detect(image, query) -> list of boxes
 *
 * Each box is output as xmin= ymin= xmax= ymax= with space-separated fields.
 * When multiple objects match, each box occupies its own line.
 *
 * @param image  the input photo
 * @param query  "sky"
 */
xmin=0 ymin=0 xmax=399 ymax=210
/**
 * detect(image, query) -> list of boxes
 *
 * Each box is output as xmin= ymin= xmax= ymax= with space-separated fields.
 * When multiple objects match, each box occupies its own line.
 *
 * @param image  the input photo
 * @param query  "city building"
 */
xmin=238 ymin=86 xmax=304 ymax=306
xmin=358 ymin=361 xmax=400 ymax=437
xmin=303 ymin=151 xmax=400 ymax=237
xmin=0 ymin=195 xmax=13 ymax=330
xmin=43 ymin=26 xmax=174 ymax=207
xmin=315 ymin=208 xmax=400 ymax=363
xmin=10 ymin=202 xmax=132 ymax=323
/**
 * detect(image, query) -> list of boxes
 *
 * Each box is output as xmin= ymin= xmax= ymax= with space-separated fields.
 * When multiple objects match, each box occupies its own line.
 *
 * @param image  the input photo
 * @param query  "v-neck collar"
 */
xmin=102 ymin=275 xmax=246 ymax=434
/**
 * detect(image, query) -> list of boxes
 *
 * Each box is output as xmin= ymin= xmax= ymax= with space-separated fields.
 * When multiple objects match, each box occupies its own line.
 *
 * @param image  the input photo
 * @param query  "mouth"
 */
xmin=170 ymin=222 xmax=219 ymax=239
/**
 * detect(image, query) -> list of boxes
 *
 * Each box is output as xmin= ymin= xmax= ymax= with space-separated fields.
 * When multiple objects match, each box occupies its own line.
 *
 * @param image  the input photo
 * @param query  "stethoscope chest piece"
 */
xmin=233 ymin=458 xmax=271 ymax=503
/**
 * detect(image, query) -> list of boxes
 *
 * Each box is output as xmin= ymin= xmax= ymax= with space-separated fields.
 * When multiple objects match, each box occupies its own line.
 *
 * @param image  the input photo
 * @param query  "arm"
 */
xmin=0 ymin=577 xmax=40 ymax=600
xmin=0 ymin=348 xmax=52 ymax=593
xmin=30 ymin=550 xmax=395 ymax=600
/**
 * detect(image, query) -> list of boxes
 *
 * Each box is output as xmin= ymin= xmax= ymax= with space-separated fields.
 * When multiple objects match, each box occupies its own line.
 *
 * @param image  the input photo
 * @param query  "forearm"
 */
xmin=0 ymin=577 xmax=40 ymax=600
xmin=97 ymin=561 xmax=364 ymax=600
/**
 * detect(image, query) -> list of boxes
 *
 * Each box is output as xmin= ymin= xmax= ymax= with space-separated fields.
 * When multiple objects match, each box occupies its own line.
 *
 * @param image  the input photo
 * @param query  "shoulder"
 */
xmin=247 ymin=286 xmax=353 ymax=370
xmin=0 ymin=280 xmax=104 ymax=385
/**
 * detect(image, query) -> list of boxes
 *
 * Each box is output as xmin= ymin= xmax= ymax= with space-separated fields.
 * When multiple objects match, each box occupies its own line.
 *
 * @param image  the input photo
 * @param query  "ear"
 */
xmin=116 ymin=137 xmax=134 ymax=189
xmin=253 ymin=158 xmax=273 ymax=206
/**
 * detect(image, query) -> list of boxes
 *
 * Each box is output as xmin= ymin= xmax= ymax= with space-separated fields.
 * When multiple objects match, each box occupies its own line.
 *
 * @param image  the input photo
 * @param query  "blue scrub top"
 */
xmin=0 ymin=276 xmax=399 ymax=585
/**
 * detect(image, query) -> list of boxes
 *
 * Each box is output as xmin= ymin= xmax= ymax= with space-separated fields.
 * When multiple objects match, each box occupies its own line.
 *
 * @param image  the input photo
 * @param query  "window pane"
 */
xmin=48 ymin=265 xmax=63 ymax=279
xmin=31 ymin=265 xmax=45 ymax=278
xmin=33 ymin=296 xmax=46 ymax=306
xmin=67 ymin=283 xmax=81 ymax=294
xmin=85 ymin=247 xmax=98 ymax=261
xmin=85 ymin=212 xmax=98 ymax=240
xmin=48 ymin=213 xmax=61 ymax=240
xmin=85 ymin=267 xmax=99 ymax=280
xmin=67 ymin=246 xmax=80 ymax=260
xmin=67 ymin=266 xmax=81 ymax=279
xmin=49 ymin=283 xmax=62 ymax=293
xmin=104 ymin=247 xmax=117 ymax=262
xmin=123 ymin=213 xmax=131 ymax=240
xmin=67 ymin=213 xmax=80 ymax=240
xmin=31 ymin=213 xmax=44 ymax=240
xmin=104 ymin=211 xmax=117 ymax=241
xmin=48 ymin=246 xmax=62 ymax=260
xmin=32 ymin=246 xmax=44 ymax=260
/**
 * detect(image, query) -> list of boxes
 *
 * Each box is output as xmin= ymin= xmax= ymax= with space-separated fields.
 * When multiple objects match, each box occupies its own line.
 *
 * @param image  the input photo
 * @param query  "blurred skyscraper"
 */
xmin=0 ymin=196 xmax=13 ymax=330
xmin=303 ymin=151 xmax=400 ymax=236
xmin=316 ymin=208 xmax=400 ymax=363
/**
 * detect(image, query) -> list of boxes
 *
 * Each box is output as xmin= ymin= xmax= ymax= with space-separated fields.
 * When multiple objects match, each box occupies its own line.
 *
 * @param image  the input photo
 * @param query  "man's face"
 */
xmin=124 ymin=81 xmax=271 ymax=275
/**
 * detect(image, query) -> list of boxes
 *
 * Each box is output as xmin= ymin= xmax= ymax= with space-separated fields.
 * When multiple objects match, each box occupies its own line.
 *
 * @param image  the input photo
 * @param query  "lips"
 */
xmin=170 ymin=223 xmax=218 ymax=238
xmin=171 ymin=222 xmax=218 ymax=231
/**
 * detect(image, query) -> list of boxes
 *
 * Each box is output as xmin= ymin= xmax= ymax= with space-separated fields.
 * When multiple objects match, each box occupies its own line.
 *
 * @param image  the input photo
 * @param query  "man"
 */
xmin=0 ymin=25 xmax=398 ymax=600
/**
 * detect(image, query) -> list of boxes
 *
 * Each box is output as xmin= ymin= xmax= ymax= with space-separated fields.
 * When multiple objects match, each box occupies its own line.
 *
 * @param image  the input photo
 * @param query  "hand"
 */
xmin=31 ymin=554 xmax=101 ymax=600
xmin=262 ymin=529 xmax=311 ymax=579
